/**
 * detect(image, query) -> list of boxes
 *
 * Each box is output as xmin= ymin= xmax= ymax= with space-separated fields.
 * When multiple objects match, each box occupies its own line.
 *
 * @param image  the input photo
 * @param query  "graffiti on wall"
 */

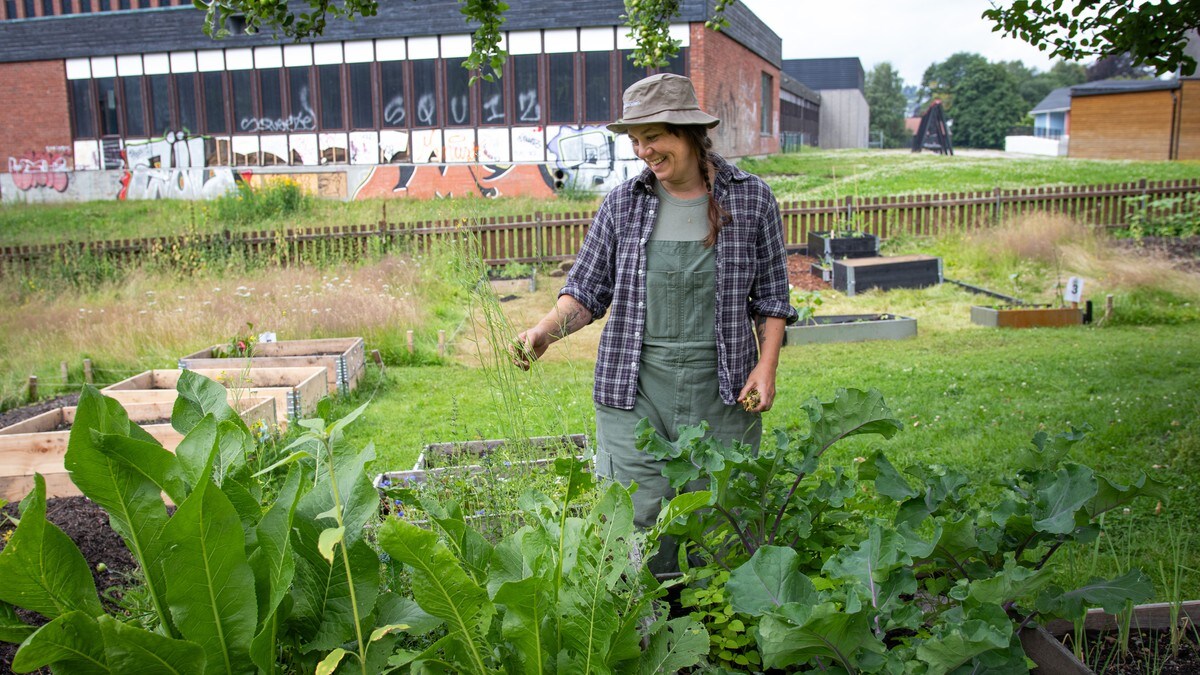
xmin=125 ymin=131 xmax=206 ymax=170
xmin=119 ymin=166 xmax=243 ymax=201
xmin=8 ymin=147 xmax=72 ymax=192
xmin=353 ymin=163 xmax=556 ymax=200
xmin=548 ymin=126 xmax=627 ymax=192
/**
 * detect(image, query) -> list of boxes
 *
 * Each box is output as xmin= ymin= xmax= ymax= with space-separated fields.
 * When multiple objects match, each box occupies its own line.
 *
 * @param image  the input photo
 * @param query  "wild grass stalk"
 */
xmin=1156 ymin=522 xmax=1196 ymax=659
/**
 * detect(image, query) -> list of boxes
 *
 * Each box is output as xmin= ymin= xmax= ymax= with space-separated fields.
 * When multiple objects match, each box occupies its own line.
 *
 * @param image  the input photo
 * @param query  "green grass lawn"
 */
xmin=741 ymin=149 xmax=1200 ymax=201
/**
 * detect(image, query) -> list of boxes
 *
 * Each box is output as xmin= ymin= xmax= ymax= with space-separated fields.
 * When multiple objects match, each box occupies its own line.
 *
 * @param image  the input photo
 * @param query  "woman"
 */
xmin=515 ymin=73 xmax=797 ymax=574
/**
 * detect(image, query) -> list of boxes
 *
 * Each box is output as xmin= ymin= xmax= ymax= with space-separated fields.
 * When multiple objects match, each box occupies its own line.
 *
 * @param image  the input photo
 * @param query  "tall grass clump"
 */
xmin=208 ymin=176 xmax=310 ymax=225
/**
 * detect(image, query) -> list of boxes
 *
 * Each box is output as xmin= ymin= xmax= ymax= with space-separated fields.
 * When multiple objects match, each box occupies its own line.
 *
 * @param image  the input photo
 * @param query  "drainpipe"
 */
xmin=1168 ymin=89 xmax=1180 ymax=160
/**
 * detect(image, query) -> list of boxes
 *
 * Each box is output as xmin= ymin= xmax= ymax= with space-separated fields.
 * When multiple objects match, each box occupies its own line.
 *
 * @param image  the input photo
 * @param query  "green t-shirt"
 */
xmin=650 ymin=181 xmax=709 ymax=241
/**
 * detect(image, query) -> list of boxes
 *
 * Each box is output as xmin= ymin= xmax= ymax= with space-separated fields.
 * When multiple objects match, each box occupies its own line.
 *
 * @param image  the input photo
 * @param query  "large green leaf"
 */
xmin=0 ymin=602 xmax=35 ymax=644
xmin=914 ymin=602 xmax=1012 ymax=672
xmin=11 ymin=610 xmax=106 ymax=674
xmin=822 ymin=524 xmax=910 ymax=611
xmin=1017 ymin=427 xmax=1087 ymax=472
xmin=492 ymin=575 xmax=553 ymax=675
xmin=0 ymin=475 xmax=103 ymax=620
xmin=173 ymin=369 xmax=248 ymax=435
xmin=967 ymin=558 xmax=1053 ymax=605
xmin=95 ymin=432 xmax=189 ymax=505
xmin=859 ymin=450 xmax=918 ymax=500
xmin=249 ymin=465 xmax=303 ymax=628
xmin=1036 ymin=569 xmax=1154 ymax=619
xmin=637 ymin=617 xmax=709 ymax=675
xmin=297 ymin=443 xmax=378 ymax=550
xmin=727 ymin=545 xmax=817 ymax=616
xmin=98 ymin=614 xmax=206 ymax=674
xmin=802 ymin=388 xmax=902 ymax=456
xmin=290 ymin=523 xmax=380 ymax=653
xmin=1086 ymin=473 xmax=1170 ymax=518
xmin=1031 ymin=463 xmax=1097 ymax=534
xmin=378 ymin=518 xmax=494 ymax=674
xmin=64 ymin=387 xmax=174 ymax=631
xmin=756 ymin=604 xmax=882 ymax=671
xmin=160 ymin=475 xmax=257 ymax=674
xmin=174 ymin=415 xmax=219 ymax=491
xmin=559 ymin=483 xmax=635 ymax=671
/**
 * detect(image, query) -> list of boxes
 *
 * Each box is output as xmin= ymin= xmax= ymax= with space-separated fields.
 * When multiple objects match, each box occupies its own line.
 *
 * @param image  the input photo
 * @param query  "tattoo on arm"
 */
xmin=755 ymin=315 xmax=768 ymax=343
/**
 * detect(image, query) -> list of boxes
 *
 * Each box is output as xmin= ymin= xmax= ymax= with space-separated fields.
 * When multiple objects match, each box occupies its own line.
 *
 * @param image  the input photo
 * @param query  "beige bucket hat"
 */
xmin=606 ymin=73 xmax=720 ymax=133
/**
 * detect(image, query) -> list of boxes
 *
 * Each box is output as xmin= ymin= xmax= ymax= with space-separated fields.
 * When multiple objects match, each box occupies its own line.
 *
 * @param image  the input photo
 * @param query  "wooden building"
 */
xmin=1068 ymin=78 xmax=1200 ymax=161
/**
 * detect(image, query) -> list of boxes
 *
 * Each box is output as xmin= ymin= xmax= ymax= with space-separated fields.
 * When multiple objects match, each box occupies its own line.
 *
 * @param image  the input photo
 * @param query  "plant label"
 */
xmin=1063 ymin=277 xmax=1083 ymax=304
xmin=259 ymin=331 xmax=277 ymax=343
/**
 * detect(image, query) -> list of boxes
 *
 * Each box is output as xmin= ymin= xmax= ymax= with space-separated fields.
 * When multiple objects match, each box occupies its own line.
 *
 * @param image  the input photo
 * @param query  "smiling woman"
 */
xmin=514 ymin=73 xmax=797 ymax=577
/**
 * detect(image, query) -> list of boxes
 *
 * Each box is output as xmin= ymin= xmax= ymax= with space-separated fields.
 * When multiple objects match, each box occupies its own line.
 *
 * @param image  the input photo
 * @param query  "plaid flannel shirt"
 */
xmin=561 ymin=153 xmax=798 ymax=410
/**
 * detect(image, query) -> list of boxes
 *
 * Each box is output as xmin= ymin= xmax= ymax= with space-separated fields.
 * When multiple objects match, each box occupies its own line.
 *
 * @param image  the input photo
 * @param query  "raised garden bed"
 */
xmin=1023 ymin=601 xmax=1200 ymax=673
xmin=102 ymin=367 xmax=326 ymax=423
xmin=832 ymin=254 xmax=943 ymax=296
xmin=809 ymin=262 xmax=832 ymax=282
xmin=784 ymin=313 xmax=917 ymax=345
xmin=971 ymin=304 xmax=1085 ymax=328
xmin=807 ymin=230 xmax=879 ymax=261
xmin=178 ymin=337 xmax=366 ymax=395
xmin=416 ymin=433 xmax=589 ymax=471
xmin=0 ymin=397 xmax=275 ymax=500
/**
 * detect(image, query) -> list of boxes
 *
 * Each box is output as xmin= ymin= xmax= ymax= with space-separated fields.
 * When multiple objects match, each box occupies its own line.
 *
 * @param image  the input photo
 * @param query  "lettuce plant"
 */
xmin=0 ymin=372 xmax=426 ymax=674
xmin=642 ymin=387 xmax=1167 ymax=673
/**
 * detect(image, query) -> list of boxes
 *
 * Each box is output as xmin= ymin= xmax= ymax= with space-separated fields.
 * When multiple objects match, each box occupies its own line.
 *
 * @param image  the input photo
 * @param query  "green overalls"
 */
xmin=594 ymin=184 xmax=761 ymax=576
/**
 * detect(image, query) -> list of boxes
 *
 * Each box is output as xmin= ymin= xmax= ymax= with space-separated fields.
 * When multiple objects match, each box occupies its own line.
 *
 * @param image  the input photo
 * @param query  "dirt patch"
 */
xmin=1110 ymin=236 xmax=1200 ymax=273
xmin=1062 ymin=628 xmax=1200 ymax=674
xmin=787 ymin=251 xmax=833 ymax=292
xmin=0 ymin=394 xmax=79 ymax=431
xmin=0 ymin=496 xmax=137 ymax=673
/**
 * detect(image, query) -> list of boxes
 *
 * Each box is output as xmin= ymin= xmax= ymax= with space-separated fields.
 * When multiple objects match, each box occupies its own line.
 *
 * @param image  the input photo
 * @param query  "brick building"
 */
xmin=0 ymin=0 xmax=791 ymax=203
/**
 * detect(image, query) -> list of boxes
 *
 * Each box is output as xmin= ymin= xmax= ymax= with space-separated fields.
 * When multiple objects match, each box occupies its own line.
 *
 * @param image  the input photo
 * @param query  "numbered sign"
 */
xmin=1063 ymin=276 xmax=1083 ymax=304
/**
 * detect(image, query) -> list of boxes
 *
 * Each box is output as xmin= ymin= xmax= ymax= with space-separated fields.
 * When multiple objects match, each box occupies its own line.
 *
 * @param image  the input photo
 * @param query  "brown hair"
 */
xmin=665 ymin=123 xmax=729 ymax=247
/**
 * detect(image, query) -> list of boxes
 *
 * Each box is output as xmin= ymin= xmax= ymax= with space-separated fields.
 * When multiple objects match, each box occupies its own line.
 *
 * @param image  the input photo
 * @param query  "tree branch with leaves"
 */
xmin=982 ymin=0 xmax=1200 ymax=76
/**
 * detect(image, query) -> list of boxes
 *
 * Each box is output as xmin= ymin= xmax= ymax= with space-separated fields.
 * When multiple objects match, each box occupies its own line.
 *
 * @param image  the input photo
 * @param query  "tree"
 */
xmin=949 ymin=61 xmax=1027 ymax=149
xmin=865 ymin=63 xmax=910 ymax=149
xmin=918 ymin=52 xmax=988 ymax=110
xmin=199 ymin=0 xmax=737 ymax=80
xmin=983 ymin=1 xmax=1200 ymax=76
xmin=1086 ymin=52 xmax=1158 ymax=81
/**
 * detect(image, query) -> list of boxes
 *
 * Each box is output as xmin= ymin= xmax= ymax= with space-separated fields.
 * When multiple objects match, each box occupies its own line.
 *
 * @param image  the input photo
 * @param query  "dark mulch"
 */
xmin=1110 ymin=235 xmax=1200 ymax=273
xmin=787 ymin=251 xmax=832 ymax=292
xmin=0 ymin=394 xmax=79 ymax=431
xmin=1062 ymin=628 xmax=1200 ymax=674
xmin=0 ymin=496 xmax=137 ymax=674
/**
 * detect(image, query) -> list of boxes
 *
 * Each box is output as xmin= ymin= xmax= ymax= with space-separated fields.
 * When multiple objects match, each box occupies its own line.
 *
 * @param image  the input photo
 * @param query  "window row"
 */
xmin=1 ymin=0 xmax=185 ymax=20
xmin=69 ymin=49 xmax=687 ymax=141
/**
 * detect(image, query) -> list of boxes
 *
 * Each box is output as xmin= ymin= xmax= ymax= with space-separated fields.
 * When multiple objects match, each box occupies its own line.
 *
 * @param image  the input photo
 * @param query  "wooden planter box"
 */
xmin=784 ymin=314 xmax=917 ymax=345
xmin=372 ymin=434 xmax=591 ymax=489
xmin=0 ymin=397 xmax=275 ymax=501
xmin=102 ymin=367 xmax=326 ymax=422
xmin=809 ymin=262 xmax=832 ymax=282
xmin=970 ymin=305 xmax=1085 ymax=328
xmin=1021 ymin=601 xmax=1200 ymax=674
xmin=832 ymin=255 xmax=943 ymax=296
xmin=178 ymin=337 xmax=366 ymax=396
xmin=807 ymin=231 xmax=879 ymax=261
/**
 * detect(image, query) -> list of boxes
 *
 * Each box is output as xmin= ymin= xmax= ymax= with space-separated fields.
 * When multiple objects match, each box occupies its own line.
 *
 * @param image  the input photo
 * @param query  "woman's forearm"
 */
xmin=536 ymin=294 xmax=594 ymax=343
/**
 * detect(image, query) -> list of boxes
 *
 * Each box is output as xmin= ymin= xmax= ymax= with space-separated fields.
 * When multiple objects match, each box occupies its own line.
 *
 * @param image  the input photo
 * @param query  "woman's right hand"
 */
xmin=512 ymin=327 xmax=551 ymax=370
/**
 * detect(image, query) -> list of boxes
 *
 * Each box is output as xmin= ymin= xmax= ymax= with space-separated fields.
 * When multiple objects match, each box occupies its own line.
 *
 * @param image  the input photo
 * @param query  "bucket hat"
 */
xmin=606 ymin=73 xmax=720 ymax=133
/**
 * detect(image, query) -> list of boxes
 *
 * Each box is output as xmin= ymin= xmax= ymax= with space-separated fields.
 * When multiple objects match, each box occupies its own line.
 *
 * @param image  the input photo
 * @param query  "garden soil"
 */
xmin=0 ymin=496 xmax=137 ymax=674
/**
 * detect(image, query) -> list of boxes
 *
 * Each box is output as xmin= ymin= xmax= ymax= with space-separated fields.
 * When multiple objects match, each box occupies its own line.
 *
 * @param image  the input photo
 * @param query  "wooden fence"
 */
xmin=2 ymin=179 xmax=1197 ymax=276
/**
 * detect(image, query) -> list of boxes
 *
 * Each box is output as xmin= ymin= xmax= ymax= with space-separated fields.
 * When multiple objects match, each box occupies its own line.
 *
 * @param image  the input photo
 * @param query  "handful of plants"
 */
xmin=741 ymin=389 xmax=761 ymax=412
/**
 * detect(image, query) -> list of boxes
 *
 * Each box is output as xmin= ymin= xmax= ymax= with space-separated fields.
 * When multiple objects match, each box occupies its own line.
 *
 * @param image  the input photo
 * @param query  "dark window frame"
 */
xmin=285 ymin=65 xmax=316 ymax=132
xmin=583 ymin=50 xmax=613 ymax=123
xmin=760 ymin=72 xmax=773 ymax=135
xmin=69 ymin=78 xmax=98 ymax=139
xmin=199 ymin=69 xmax=229 ymax=135
xmin=173 ymin=72 xmax=201 ymax=135
xmin=316 ymin=62 xmax=347 ymax=131
xmin=95 ymin=76 xmax=121 ymax=137
xmin=379 ymin=59 xmax=409 ymax=129
xmin=120 ymin=74 xmax=149 ymax=137
xmin=476 ymin=59 xmax=507 ymax=126
xmin=146 ymin=72 xmax=172 ymax=137
xmin=409 ymin=58 xmax=440 ymax=128
xmin=443 ymin=56 xmax=472 ymax=127
xmin=347 ymin=60 xmax=377 ymax=130
xmin=547 ymin=51 xmax=577 ymax=125
xmin=511 ymin=52 xmax=542 ymax=125
xmin=228 ymin=68 xmax=259 ymax=134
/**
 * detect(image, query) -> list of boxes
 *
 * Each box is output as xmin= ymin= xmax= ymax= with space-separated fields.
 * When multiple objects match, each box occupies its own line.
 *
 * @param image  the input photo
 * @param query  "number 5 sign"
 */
xmin=1063 ymin=276 xmax=1084 ymax=304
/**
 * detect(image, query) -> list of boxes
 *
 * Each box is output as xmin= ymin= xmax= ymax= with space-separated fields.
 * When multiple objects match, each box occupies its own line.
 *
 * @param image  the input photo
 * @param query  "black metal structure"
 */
xmin=911 ymin=100 xmax=952 ymax=155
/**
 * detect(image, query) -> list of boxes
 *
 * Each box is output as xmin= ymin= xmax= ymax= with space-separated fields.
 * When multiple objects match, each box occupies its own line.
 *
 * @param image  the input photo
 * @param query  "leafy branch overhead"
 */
xmin=199 ymin=0 xmax=739 ymax=78
xmin=982 ymin=0 xmax=1200 ymax=76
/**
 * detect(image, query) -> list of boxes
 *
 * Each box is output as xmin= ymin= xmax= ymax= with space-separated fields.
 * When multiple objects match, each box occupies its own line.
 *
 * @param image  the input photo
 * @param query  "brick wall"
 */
xmin=689 ymin=24 xmax=780 ymax=159
xmin=1068 ymin=89 xmax=1176 ymax=160
xmin=0 ymin=60 xmax=74 ymax=170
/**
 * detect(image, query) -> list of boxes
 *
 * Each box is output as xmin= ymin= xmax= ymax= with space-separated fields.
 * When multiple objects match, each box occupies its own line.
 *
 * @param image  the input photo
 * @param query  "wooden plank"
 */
xmin=1043 ymin=601 xmax=1200 ymax=636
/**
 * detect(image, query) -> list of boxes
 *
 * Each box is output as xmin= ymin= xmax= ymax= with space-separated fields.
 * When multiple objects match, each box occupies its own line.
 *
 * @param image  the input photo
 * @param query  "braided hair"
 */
xmin=665 ymin=123 xmax=729 ymax=247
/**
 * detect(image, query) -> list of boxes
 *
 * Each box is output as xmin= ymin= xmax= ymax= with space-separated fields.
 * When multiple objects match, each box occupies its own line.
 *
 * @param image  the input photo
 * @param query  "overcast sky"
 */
xmin=738 ymin=0 xmax=1067 ymax=86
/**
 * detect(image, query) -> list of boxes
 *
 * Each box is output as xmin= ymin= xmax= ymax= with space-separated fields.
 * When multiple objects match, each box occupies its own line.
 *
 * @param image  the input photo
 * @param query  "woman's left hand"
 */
xmin=738 ymin=365 xmax=777 ymax=413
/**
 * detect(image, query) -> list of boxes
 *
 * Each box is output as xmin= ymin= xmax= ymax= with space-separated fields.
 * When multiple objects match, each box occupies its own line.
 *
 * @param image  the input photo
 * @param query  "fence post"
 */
xmin=535 ymin=211 xmax=545 ymax=267
xmin=437 ymin=330 xmax=446 ymax=358
xmin=993 ymin=187 xmax=1002 ymax=225
xmin=406 ymin=330 xmax=414 ymax=355
xmin=28 ymin=375 xmax=37 ymax=402
xmin=83 ymin=358 xmax=93 ymax=384
xmin=845 ymin=195 xmax=854 ymax=227
xmin=61 ymin=361 xmax=69 ymax=384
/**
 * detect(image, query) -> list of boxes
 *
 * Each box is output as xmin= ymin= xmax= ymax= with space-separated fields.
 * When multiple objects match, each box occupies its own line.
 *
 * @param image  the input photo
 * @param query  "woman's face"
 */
xmin=628 ymin=123 xmax=702 ymax=192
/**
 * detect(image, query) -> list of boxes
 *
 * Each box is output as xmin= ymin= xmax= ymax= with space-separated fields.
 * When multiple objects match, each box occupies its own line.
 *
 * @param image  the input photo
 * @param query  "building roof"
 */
xmin=781 ymin=57 xmax=864 ymax=92
xmin=0 ymin=0 xmax=782 ymax=67
xmin=1069 ymin=78 xmax=1180 ymax=97
xmin=780 ymin=72 xmax=820 ymax=104
xmin=1031 ymin=87 xmax=1072 ymax=114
